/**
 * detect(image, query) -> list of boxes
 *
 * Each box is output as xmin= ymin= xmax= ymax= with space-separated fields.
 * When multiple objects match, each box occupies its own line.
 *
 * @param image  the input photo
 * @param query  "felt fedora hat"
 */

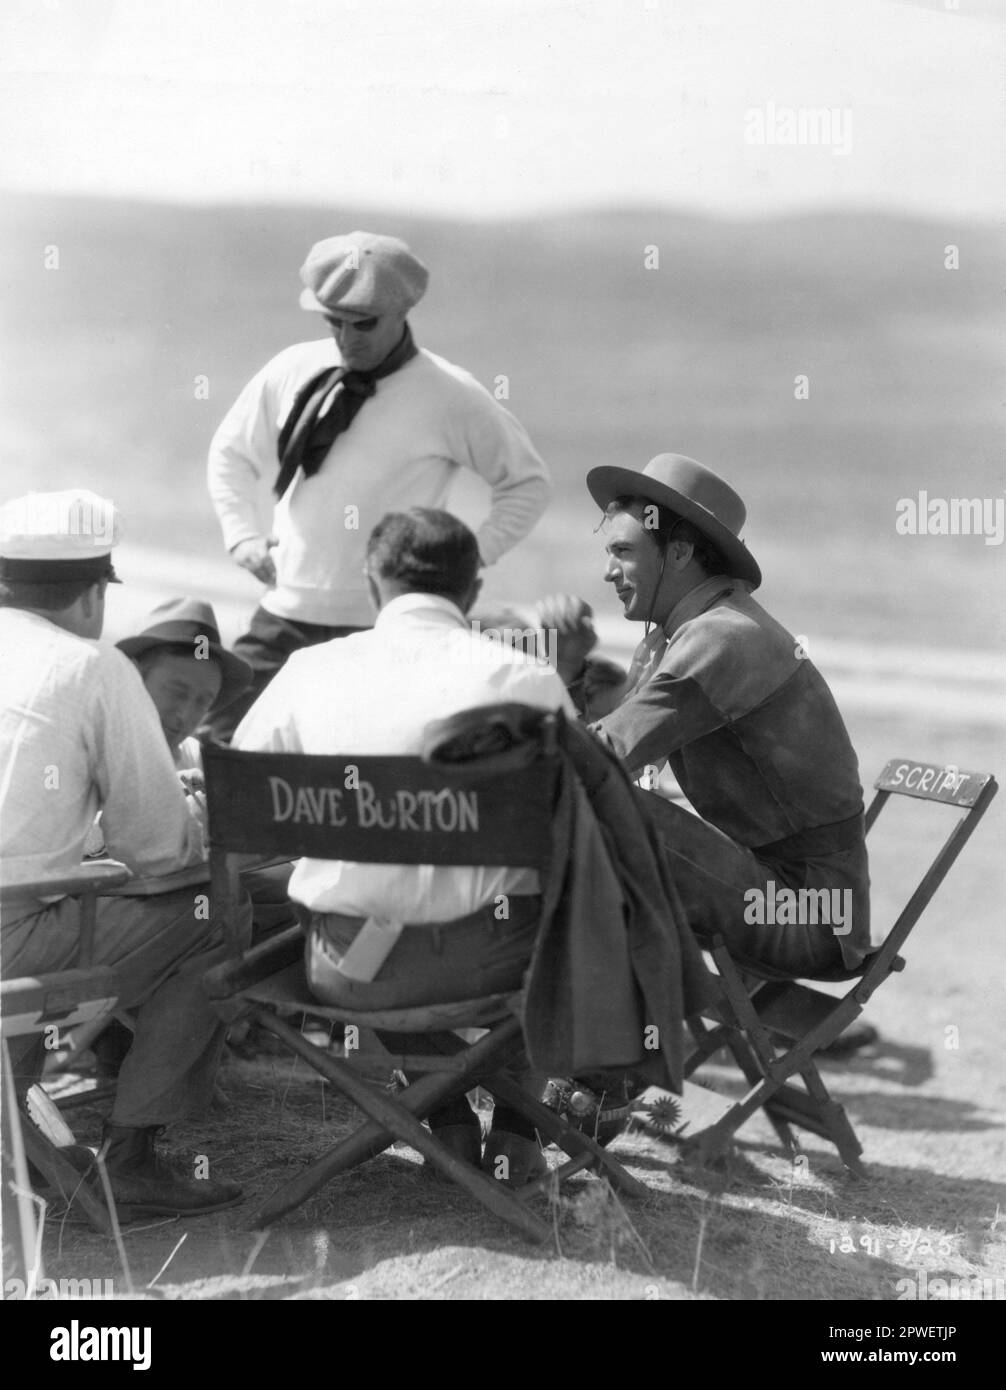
xmin=117 ymin=598 xmax=252 ymax=710
xmin=586 ymin=452 xmax=761 ymax=590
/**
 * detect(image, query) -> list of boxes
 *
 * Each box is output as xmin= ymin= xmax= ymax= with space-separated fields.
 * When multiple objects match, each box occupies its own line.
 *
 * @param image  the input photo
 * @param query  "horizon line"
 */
xmin=2 ymin=186 xmax=1002 ymax=231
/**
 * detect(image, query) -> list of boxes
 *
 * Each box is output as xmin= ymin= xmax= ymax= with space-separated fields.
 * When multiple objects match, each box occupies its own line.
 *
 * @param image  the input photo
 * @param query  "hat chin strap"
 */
xmin=644 ymin=545 xmax=670 ymax=639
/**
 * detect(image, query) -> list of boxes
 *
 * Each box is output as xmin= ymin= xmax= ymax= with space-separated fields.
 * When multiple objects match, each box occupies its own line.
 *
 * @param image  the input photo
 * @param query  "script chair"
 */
xmin=199 ymin=734 xmax=648 ymax=1244
xmin=1 ymin=860 xmax=131 ymax=1257
xmin=680 ymin=759 xmax=998 ymax=1177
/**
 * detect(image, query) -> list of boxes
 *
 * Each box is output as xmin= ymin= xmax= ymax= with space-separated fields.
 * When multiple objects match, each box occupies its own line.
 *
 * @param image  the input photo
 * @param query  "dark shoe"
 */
xmin=100 ymin=1124 xmax=242 ymax=1217
xmin=483 ymin=1130 xmax=547 ymax=1187
xmin=427 ymin=1123 xmax=482 ymax=1171
xmin=542 ymin=1074 xmax=633 ymax=1147
xmin=423 ymin=1102 xmax=483 ymax=1181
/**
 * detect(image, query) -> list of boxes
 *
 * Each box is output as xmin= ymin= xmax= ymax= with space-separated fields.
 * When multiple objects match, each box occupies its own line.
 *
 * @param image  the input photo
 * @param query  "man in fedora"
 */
xmin=543 ymin=453 xmax=872 ymax=978
xmin=0 ymin=491 xmax=251 ymax=1216
xmin=117 ymin=597 xmax=251 ymax=771
xmin=114 ymin=597 xmax=294 ymax=941
xmin=205 ymin=230 xmax=552 ymax=741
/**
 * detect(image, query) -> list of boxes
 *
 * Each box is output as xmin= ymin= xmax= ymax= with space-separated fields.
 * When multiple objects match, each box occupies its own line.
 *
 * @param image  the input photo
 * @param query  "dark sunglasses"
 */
xmin=323 ymin=313 xmax=381 ymax=333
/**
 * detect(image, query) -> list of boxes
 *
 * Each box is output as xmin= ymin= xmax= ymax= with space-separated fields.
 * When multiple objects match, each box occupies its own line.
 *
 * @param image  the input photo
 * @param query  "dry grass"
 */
xmin=20 ymin=1009 xmax=1005 ymax=1302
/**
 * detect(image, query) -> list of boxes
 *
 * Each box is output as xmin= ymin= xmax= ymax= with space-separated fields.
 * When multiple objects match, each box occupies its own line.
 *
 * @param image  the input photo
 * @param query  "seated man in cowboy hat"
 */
xmin=542 ymin=453 xmax=872 ymax=979
xmin=0 ymin=490 xmax=251 ymax=1216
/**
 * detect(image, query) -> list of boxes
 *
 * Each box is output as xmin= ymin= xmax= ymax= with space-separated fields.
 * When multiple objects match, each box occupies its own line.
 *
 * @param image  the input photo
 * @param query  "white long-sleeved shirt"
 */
xmin=234 ymin=593 xmax=575 ymax=921
xmin=0 ymin=609 xmax=205 ymax=898
xmin=207 ymin=339 xmax=552 ymax=627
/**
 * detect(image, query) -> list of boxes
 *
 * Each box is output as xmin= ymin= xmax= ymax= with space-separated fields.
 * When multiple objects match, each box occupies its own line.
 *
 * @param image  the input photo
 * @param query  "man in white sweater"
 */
xmin=205 ymin=230 xmax=552 ymax=739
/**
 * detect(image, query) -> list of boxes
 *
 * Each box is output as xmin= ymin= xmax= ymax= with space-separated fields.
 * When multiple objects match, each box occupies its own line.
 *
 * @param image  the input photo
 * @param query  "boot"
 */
xmin=100 ymin=1123 xmax=242 ymax=1217
xmin=423 ymin=1097 xmax=482 ymax=1181
xmin=482 ymin=1128 xmax=547 ymax=1187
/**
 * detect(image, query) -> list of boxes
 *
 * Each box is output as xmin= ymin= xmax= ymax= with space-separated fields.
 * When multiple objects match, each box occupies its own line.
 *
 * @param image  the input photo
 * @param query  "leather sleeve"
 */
xmin=591 ymin=671 xmax=726 ymax=780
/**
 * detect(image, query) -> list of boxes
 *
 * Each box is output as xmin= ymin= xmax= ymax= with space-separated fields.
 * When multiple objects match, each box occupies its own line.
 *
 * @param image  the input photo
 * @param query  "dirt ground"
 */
xmin=17 ymin=1005 xmax=1005 ymax=1303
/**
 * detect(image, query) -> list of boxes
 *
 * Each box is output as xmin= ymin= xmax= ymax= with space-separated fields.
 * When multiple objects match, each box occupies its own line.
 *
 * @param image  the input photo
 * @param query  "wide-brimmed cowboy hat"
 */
xmin=585 ymin=453 xmax=761 ymax=590
xmin=117 ymin=597 xmax=252 ymax=710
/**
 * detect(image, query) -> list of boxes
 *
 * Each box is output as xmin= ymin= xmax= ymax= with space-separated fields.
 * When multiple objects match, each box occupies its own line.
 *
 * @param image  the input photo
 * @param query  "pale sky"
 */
xmin=1 ymin=0 xmax=1004 ymax=218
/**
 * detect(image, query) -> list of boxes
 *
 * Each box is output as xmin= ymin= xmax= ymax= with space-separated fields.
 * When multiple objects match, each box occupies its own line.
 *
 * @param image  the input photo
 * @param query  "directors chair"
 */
xmin=200 ymin=732 xmax=647 ymax=1243
xmin=681 ymin=758 xmax=998 ymax=1177
xmin=1 ymin=859 xmax=131 ymax=1259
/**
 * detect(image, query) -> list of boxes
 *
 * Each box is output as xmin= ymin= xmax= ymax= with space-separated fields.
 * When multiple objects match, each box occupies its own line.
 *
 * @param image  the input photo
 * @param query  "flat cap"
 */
xmin=299 ymin=231 xmax=429 ymax=315
xmin=0 ymin=489 xmax=121 ymax=583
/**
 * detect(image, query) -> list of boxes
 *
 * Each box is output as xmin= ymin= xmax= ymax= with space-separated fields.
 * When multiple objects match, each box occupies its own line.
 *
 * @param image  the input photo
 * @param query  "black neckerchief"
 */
xmin=274 ymin=324 xmax=418 ymax=499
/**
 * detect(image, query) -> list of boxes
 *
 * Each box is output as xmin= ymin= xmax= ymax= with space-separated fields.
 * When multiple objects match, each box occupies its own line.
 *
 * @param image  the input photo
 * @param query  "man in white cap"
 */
xmin=205 ymin=230 xmax=552 ymax=740
xmin=0 ymin=491 xmax=251 ymax=1217
xmin=542 ymin=454 xmax=872 ymax=979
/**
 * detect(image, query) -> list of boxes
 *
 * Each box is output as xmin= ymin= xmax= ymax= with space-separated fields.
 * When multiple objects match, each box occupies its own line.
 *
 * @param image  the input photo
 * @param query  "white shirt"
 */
xmin=0 ymin=609 xmax=205 ymax=891
xmin=83 ymin=730 xmax=205 ymax=860
xmin=234 ymin=593 xmax=575 ymax=920
xmin=207 ymin=340 xmax=552 ymax=626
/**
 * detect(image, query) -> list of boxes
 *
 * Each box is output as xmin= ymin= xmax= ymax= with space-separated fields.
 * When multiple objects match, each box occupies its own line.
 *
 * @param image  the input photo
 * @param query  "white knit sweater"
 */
xmin=207 ymin=339 xmax=552 ymax=626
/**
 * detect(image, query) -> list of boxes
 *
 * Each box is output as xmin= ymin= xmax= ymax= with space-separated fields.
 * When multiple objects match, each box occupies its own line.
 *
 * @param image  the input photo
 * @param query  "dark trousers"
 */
xmin=643 ymin=794 xmax=854 ymax=976
xmin=203 ymin=606 xmax=367 ymax=742
xmin=3 ymin=889 xmax=253 ymax=1126
xmin=304 ymin=898 xmax=546 ymax=1100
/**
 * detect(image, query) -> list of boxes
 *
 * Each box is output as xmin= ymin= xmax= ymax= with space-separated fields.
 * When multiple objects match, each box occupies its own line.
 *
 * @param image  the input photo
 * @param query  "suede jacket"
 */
xmin=593 ymin=576 xmax=871 ymax=967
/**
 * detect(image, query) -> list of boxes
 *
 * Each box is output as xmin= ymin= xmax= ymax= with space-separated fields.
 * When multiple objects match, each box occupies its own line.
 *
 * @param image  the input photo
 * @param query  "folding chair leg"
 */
xmin=485 ymin=1073 xmax=648 ymax=1201
xmin=247 ymin=1010 xmax=522 ymax=1216
xmin=794 ymin=1062 xmax=867 ymax=1179
xmin=722 ymin=1031 xmax=801 ymax=1158
xmin=684 ymin=1008 xmax=800 ymax=1163
xmin=515 ymin=1151 xmax=595 ymax=1201
xmin=681 ymin=1070 xmax=786 ymax=1167
xmin=19 ymin=1122 xmax=112 ymax=1234
xmin=249 ymin=1010 xmax=551 ymax=1242
xmin=684 ymin=1015 xmax=733 ymax=1074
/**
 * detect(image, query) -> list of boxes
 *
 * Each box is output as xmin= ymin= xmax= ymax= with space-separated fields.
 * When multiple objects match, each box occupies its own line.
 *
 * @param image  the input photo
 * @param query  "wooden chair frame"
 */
xmin=199 ymin=734 xmax=647 ymax=1243
xmin=1 ymin=860 xmax=131 ymax=1257
xmin=681 ymin=758 xmax=999 ymax=1177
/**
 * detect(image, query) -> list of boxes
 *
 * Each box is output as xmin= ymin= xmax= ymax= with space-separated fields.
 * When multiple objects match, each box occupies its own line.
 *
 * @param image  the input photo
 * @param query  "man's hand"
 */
xmin=535 ymin=594 xmax=598 ymax=686
xmin=232 ymin=536 xmax=278 ymax=586
xmin=177 ymin=769 xmax=207 ymax=825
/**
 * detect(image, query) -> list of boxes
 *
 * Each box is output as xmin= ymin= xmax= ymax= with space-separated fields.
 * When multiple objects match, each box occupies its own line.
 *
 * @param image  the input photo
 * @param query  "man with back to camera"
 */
xmin=234 ymin=507 xmax=577 ymax=1186
xmin=0 ymin=490 xmax=251 ymax=1216
xmin=205 ymin=230 xmax=552 ymax=740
